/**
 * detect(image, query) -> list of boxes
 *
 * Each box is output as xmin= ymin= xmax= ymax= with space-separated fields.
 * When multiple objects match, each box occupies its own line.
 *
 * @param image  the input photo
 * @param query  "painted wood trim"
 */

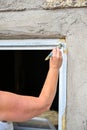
xmin=0 ymin=39 xmax=64 ymax=50
xmin=58 ymin=42 xmax=67 ymax=130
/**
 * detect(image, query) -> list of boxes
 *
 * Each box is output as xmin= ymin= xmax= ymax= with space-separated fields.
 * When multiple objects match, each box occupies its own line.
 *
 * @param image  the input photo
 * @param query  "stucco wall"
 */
xmin=66 ymin=21 xmax=87 ymax=130
xmin=0 ymin=1 xmax=87 ymax=130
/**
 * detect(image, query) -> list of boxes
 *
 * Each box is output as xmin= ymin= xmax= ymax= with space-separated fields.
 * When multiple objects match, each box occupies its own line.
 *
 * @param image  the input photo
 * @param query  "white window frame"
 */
xmin=0 ymin=39 xmax=67 ymax=130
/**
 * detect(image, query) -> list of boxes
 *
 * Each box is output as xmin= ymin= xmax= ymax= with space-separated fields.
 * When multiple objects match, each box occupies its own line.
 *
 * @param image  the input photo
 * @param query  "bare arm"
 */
xmin=39 ymin=47 xmax=62 ymax=108
xmin=0 ymin=47 xmax=62 ymax=122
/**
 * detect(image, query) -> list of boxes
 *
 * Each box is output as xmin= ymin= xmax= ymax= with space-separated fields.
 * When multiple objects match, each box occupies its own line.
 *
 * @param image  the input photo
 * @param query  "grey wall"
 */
xmin=66 ymin=20 xmax=87 ymax=130
xmin=0 ymin=1 xmax=87 ymax=130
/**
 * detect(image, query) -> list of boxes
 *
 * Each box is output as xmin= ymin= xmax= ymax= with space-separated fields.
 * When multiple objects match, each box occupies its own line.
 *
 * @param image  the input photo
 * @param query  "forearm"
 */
xmin=39 ymin=68 xmax=59 ymax=109
xmin=0 ymin=67 xmax=59 ymax=122
xmin=0 ymin=91 xmax=47 ymax=122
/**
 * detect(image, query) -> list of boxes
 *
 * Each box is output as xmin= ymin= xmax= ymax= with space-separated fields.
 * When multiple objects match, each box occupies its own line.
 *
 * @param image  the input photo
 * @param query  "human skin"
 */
xmin=0 ymin=47 xmax=62 ymax=122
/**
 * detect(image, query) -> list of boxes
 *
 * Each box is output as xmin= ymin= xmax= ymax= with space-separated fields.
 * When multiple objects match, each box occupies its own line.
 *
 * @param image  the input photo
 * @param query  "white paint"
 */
xmin=0 ymin=39 xmax=64 ymax=50
xmin=58 ymin=45 xmax=67 ymax=130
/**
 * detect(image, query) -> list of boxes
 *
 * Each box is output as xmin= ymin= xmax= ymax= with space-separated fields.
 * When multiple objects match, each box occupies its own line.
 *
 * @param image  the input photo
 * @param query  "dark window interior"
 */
xmin=0 ymin=50 xmax=59 ymax=111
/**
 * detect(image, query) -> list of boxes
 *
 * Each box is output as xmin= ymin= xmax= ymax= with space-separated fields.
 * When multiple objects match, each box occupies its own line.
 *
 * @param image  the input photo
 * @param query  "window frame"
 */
xmin=0 ymin=39 xmax=67 ymax=130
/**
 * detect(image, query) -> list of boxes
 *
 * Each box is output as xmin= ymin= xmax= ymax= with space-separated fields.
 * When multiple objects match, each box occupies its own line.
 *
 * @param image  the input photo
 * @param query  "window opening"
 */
xmin=0 ymin=39 xmax=67 ymax=130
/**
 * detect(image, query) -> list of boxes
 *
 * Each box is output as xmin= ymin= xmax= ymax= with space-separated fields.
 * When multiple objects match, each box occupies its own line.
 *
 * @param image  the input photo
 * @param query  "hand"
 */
xmin=49 ymin=47 xmax=62 ymax=70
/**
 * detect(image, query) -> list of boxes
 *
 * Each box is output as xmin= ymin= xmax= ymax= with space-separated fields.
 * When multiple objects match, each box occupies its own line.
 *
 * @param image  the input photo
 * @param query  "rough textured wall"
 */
xmin=66 ymin=20 xmax=87 ymax=130
xmin=44 ymin=0 xmax=87 ymax=9
xmin=0 ymin=0 xmax=87 ymax=11
xmin=0 ymin=8 xmax=86 ymax=39
xmin=0 ymin=0 xmax=45 ymax=11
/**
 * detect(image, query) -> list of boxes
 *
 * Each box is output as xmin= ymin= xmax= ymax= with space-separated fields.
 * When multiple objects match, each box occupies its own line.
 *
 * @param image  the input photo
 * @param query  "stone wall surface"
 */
xmin=0 ymin=0 xmax=87 ymax=11
xmin=44 ymin=0 xmax=87 ymax=9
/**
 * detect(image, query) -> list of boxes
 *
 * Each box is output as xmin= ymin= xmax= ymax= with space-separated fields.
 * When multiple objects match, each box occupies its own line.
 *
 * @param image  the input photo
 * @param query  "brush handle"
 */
xmin=45 ymin=43 xmax=63 ymax=61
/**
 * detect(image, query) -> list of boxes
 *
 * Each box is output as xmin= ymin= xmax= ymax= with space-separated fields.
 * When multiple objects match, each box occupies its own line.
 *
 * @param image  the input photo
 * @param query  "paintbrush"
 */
xmin=45 ymin=43 xmax=64 ymax=61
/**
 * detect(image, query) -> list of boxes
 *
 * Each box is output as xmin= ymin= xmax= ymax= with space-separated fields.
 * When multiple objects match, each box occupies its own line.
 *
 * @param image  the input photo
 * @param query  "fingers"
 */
xmin=49 ymin=47 xmax=62 ymax=69
xmin=52 ymin=47 xmax=57 ymax=57
xmin=52 ymin=47 xmax=62 ymax=58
